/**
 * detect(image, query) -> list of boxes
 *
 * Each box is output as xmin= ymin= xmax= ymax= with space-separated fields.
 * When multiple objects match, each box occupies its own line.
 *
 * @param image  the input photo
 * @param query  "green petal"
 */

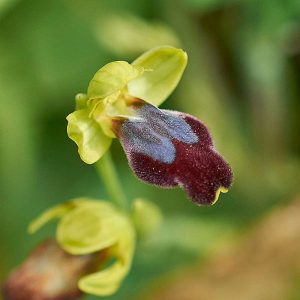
xmin=87 ymin=61 xmax=144 ymax=100
xmin=67 ymin=109 xmax=112 ymax=164
xmin=128 ymin=46 xmax=188 ymax=106
xmin=57 ymin=202 xmax=126 ymax=255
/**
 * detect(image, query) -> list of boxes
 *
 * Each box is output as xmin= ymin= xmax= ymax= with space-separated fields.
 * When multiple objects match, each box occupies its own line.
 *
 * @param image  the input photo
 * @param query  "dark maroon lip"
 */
xmin=114 ymin=101 xmax=233 ymax=205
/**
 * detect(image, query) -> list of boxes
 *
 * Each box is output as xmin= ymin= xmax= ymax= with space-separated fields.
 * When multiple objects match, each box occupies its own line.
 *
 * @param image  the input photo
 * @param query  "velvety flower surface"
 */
xmin=114 ymin=101 xmax=233 ymax=205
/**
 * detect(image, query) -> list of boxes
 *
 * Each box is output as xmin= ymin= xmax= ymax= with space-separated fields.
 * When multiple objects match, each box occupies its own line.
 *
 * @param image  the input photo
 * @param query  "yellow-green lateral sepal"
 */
xmin=28 ymin=202 xmax=76 ymax=234
xmin=57 ymin=201 xmax=124 ymax=255
xmin=128 ymin=46 xmax=188 ymax=106
xmin=67 ymin=109 xmax=112 ymax=164
xmin=28 ymin=198 xmax=105 ymax=234
xmin=78 ymin=216 xmax=135 ymax=296
xmin=87 ymin=61 xmax=144 ymax=100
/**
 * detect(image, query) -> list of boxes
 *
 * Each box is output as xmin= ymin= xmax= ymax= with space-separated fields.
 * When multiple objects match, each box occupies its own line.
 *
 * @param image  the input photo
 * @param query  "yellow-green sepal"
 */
xmin=78 ymin=216 xmax=135 ymax=296
xmin=57 ymin=201 xmax=123 ymax=255
xmin=87 ymin=61 xmax=144 ymax=100
xmin=78 ymin=267 xmax=121 ymax=296
xmin=28 ymin=202 xmax=76 ymax=234
xmin=28 ymin=198 xmax=105 ymax=234
xmin=66 ymin=109 xmax=112 ymax=164
xmin=128 ymin=46 xmax=188 ymax=106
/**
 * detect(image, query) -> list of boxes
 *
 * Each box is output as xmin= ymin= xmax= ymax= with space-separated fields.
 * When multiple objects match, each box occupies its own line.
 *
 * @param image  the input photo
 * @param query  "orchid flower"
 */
xmin=28 ymin=198 xmax=136 ymax=297
xmin=24 ymin=197 xmax=161 ymax=297
xmin=67 ymin=46 xmax=233 ymax=205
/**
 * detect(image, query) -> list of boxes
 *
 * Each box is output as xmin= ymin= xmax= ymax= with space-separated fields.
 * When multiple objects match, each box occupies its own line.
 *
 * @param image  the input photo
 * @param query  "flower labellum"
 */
xmin=113 ymin=100 xmax=232 ymax=205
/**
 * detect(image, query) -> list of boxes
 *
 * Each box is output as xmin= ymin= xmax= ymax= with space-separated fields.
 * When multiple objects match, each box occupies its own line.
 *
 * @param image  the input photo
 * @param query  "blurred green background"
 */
xmin=1 ymin=0 xmax=300 ymax=299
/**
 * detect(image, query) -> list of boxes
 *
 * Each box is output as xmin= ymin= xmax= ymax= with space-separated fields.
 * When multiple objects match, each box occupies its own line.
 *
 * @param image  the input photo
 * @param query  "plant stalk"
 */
xmin=95 ymin=151 xmax=129 ymax=211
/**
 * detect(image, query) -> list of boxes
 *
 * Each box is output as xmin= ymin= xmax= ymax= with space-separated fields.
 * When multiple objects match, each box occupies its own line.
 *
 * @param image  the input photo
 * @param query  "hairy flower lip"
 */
xmin=114 ymin=101 xmax=233 ymax=205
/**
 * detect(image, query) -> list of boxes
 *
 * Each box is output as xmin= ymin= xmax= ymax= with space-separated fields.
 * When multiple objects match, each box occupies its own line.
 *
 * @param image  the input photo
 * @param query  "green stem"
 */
xmin=95 ymin=151 xmax=129 ymax=210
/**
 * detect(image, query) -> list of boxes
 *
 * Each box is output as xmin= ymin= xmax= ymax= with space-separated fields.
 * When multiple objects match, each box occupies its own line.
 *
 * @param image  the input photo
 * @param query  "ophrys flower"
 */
xmin=67 ymin=46 xmax=233 ymax=205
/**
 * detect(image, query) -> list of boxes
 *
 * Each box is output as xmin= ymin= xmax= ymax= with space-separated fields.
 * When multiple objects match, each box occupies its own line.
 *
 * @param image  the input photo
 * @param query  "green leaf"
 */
xmin=128 ymin=46 xmax=188 ymax=106
xmin=66 ymin=109 xmax=112 ymax=164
